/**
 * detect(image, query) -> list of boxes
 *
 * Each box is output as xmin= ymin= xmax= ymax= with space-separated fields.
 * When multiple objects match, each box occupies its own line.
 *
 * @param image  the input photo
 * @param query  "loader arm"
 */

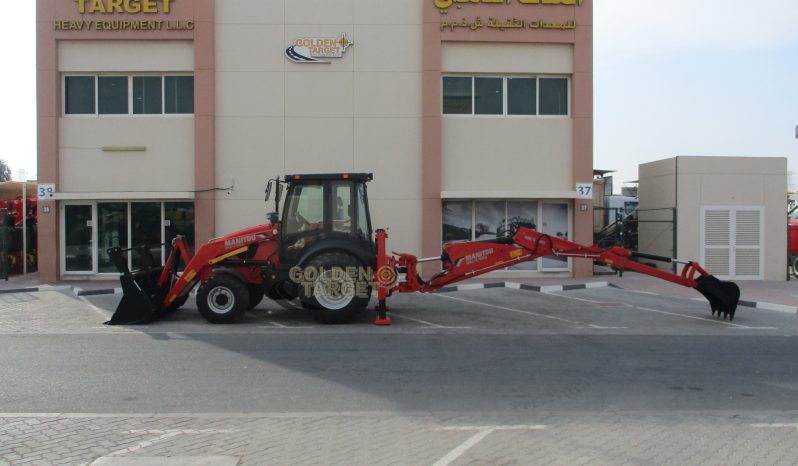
xmin=375 ymin=226 xmax=740 ymax=322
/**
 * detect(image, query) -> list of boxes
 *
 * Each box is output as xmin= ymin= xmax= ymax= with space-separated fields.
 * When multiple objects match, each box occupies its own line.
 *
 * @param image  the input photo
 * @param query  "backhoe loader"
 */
xmin=106 ymin=173 xmax=740 ymax=325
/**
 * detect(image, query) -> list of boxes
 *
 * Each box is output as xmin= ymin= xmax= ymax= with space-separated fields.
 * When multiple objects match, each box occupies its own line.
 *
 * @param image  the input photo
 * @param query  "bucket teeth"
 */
xmin=695 ymin=275 xmax=740 ymax=322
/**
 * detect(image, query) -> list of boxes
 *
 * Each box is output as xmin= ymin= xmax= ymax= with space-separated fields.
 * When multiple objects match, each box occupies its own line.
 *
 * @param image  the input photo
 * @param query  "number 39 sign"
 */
xmin=37 ymin=184 xmax=56 ymax=200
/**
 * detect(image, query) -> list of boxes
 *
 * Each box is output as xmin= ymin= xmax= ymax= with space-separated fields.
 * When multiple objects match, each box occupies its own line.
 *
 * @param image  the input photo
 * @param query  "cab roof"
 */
xmin=284 ymin=173 xmax=373 ymax=182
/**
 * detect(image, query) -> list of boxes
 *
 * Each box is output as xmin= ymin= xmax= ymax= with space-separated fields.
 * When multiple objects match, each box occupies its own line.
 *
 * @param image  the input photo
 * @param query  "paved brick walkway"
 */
xmin=1 ymin=412 xmax=798 ymax=465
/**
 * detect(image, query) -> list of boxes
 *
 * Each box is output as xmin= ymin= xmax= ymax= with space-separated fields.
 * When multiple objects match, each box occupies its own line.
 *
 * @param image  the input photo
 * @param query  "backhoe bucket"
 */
xmin=695 ymin=275 xmax=740 ymax=320
xmin=105 ymin=246 xmax=168 ymax=325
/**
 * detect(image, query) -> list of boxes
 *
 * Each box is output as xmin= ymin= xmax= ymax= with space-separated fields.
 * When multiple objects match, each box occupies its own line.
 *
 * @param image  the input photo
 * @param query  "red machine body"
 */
xmin=375 ymin=226 xmax=739 ymax=321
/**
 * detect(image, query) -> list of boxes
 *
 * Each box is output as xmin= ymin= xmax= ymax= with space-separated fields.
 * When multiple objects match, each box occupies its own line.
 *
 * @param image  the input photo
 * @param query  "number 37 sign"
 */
xmin=576 ymin=183 xmax=593 ymax=199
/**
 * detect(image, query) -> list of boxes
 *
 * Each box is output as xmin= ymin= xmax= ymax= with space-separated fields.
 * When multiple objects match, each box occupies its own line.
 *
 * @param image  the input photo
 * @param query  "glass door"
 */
xmin=541 ymin=203 xmax=570 ymax=270
xmin=131 ymin=202 xmax=162 ymax=268
xmin=63 ymin=204 xmax=94 ymax=273
xmin=97 ymin=203 xmax=128 ymax=273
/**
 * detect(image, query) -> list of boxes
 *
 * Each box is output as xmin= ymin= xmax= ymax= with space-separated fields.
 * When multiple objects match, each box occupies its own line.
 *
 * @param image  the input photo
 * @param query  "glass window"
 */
xmin=98 ymin=76 xmax=128 ymax=115
xmin=356 ymin=183 xmax=371 ymax=240
xmin=539 ymin=78 xmax=568 ymax=116
xmin=165 ymin=76 xmax=194 ymax=114
xmin=165 ymin=202 xmax=195 ymax=251
xmin=442 ymin=77 xmax=472 ymax=115
xmin=507 ymin=202 xmax=538 ymax=271
xmin=64 ymin=205 xmax=93 ymax=272
xmin=131 ymin=202 xmax=162 ymax=269
xmin=443 ymin=201 xmax=473 ymax=243
xmin=507 ymin=78 xmax=536 ymax=115
xmin=97 ymin=203 xmax=128 ymax=273
xmin=474 ymin=77 xmax=503 ymax=115
xmin=65 ymin=76 xmax=95 ymax=115
xmin=133 ymin=76 xmax=162 ymax=115
xmin=285 ymin=184 xmax=324 ymax=235
xmin=332 ymin=183 xmax=353 ymax=234
xmin=475 ymin=201 xmax=504 ymax=240
xmin=542 ymin=203 xmax=569 ymax=269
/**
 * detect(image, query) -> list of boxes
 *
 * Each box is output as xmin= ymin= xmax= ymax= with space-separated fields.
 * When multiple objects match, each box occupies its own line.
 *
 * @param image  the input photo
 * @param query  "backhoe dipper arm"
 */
xmin=375 ymin=227 xmax=740 ymax=321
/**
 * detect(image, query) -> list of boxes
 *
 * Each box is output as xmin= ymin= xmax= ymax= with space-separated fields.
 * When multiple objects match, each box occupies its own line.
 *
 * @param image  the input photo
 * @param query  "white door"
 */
xmin=701 ymin=206 xmax=764 ymax=280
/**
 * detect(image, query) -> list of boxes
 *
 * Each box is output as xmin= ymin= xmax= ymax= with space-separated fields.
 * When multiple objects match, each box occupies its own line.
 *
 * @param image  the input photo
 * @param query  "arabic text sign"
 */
xmin=441 ymin=17 xmax=575 ymax=31
xmin=436 ymin=0 xmax=584 ymax=14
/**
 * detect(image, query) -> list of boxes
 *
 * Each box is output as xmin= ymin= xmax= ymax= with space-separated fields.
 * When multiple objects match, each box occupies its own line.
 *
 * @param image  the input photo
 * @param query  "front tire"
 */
xmin=197 ymin=275 xmax=249 ymax=324
xmin=300 ymin=252 xmax=371 ymax=324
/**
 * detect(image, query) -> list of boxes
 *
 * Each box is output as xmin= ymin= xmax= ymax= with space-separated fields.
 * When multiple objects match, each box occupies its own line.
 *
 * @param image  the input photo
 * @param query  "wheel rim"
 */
xmin=207 ymin=287 xmax=234 ymax=314
xmin=313 ymin=268 xmax=355 ymax=310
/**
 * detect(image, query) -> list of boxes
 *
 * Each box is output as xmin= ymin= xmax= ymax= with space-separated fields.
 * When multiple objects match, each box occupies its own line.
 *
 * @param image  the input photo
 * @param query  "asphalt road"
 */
xmin=1 ymin=287 xmax=797 ymax=414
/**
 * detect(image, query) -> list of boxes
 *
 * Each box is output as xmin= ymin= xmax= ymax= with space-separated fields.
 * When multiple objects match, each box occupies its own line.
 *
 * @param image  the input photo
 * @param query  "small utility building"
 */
xmin=638 ymin=156 xmax=788 ymax=281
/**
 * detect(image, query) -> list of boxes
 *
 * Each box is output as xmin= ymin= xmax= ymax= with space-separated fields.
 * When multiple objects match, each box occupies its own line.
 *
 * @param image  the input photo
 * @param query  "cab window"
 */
xmin=284 ymin=184 xmax=324 ymax=235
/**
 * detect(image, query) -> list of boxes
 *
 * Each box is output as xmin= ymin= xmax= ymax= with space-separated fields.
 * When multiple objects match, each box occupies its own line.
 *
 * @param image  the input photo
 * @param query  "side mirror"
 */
xmin=264 ymin=179 xmax=273 ymax=202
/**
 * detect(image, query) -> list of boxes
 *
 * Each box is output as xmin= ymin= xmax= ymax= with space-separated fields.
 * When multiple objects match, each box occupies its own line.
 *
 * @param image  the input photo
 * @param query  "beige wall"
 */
xmin=639 ymin=156 xmax=788 ymax=280
xmin=637 ymin=158 xmax=677 ymax=261
xmin=57 ymin=40 xmax=196 ymax=194
xmin=58 ymin=40 xmax=194 ymax=72
xmin=441 ymin=42 xmax=574 ymax=196
xmin=213 ymin=0 xmax=424 ymax=254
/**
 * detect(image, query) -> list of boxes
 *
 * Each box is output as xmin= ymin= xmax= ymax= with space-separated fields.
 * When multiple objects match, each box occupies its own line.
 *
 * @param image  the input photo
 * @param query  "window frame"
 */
xmin=62 ymin=73 xmax=194 ymax=118
xmin=60 ymin=200 xmax=195 ymax=276
xmin=441 ymin=74 xmax=570 ymax=119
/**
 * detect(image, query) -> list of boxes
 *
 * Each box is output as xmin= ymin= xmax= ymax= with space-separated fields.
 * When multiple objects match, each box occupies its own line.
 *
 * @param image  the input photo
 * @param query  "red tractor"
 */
xmin=107 ymin=173 xmax=740 ymax=325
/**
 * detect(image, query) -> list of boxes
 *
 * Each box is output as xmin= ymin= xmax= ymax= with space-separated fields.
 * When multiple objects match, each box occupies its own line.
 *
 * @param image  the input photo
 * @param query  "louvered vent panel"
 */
xmin=704 ymin=249 xmax=730 ymax=276
xmin=704 ymin=210 xmax=730 ymax=246
xmin=735 ymin=249 xmax=761 ymax=277
xmin=735 ymin=210 xmax=761 ymax=246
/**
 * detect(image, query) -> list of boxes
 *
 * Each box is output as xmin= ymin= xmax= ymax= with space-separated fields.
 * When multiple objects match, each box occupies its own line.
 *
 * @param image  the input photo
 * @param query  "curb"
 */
xmin=737 ymin=299 xmax=798 ymax=315
xmin=432 ymin=281 xmax=609 ymax=294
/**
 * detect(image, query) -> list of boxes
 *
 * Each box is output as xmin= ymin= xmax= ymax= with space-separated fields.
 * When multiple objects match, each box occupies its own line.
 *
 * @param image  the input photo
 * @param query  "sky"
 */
xmin=1 ymin=1 xmax=797 ymax=192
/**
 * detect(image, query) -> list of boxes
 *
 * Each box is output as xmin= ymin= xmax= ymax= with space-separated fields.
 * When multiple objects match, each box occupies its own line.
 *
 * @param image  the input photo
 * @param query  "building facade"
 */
xmin=36 ymin=0 xmax=593 ymax=280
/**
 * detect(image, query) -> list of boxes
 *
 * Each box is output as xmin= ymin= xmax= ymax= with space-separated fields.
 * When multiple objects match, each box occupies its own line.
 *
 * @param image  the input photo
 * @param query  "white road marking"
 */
xmin=635 ymin=306 xmax=747 ymax=328
xmin=258 ymin=323 xmax=313 ymax=329
xmin=751 ymin=423 xmax=798 ymax=432
xmin=433 ymin=425 xmax=545 ymax=466
xmin=104 ymin=429 xmax=238 ymax=458
xmin=390 ymin=313 xmax=472 ymax=329
xmin=78 ymin=295 xmax=114 ymax=319
xmin=434 ymin=293 xmax=583 ymax=325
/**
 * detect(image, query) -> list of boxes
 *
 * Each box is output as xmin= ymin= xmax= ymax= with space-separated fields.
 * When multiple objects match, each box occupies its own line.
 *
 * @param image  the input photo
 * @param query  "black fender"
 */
xmin=296 ymin=239 xmax=376 ymax=269
xmin=211 ymin=267 xmax=250 ymax=285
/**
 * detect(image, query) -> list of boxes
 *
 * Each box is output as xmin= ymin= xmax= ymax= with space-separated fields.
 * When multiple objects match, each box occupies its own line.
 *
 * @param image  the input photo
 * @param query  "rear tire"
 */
xmin=300 ymin=252 xmax=371 ymax=324
xmin=792 ymin=256 xmax=798 ymax=279
xmin=197 ymin=275 xmax=249 ymax=324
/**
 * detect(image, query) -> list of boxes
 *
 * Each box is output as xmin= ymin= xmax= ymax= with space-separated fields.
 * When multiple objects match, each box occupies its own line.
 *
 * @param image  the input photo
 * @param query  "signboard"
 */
xmin=54 ymin=0 xmax=193 ymax=32
xmin=435 ymin=0 xmax=581 ymax=32
xmin=38 ymin=184 xmax=56 ymax=200
xmin=576 ymin=183 xmax=593 ymax=199
xmin=285 ymin=33 xmax=353 ymax=64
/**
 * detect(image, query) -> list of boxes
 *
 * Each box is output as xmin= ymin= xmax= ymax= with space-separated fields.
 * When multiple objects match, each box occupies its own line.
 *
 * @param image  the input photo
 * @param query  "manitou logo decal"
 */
xmin=285 ymin=33 xmax=353 ymax=63
xmin=223 ymin=235 xmax=258 ymax=249
xmin=464 ymin=248 xmax=495 ymax=265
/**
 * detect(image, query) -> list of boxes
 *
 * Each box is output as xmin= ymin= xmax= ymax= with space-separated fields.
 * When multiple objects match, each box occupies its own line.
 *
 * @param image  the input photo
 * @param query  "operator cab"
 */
xmin=277 ymin=173 xmax=375 ymax=267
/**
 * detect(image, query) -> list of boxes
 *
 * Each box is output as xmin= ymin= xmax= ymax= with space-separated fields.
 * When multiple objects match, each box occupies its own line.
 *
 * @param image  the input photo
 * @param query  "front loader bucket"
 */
xmin=106 ymin=269 xmax=167 ymax=325
xmin=695 ymin=275 xmax=741 ymax=321
xmin=105 ymin=246 xmax=168 ymax=325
